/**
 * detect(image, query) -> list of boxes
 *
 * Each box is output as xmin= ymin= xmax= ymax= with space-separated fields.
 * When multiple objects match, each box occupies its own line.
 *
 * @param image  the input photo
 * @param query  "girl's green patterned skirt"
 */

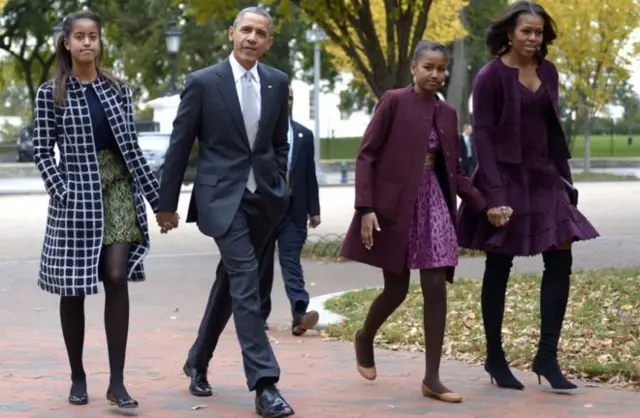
xmin=98 ymin=149 xmax=142 ymax=245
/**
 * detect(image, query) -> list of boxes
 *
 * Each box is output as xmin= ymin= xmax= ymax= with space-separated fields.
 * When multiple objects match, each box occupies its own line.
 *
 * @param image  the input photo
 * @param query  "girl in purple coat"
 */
xmin=340 ymin=41 xmax=486 ymax=403
xmin=457 ymin=1 xmax=599 ymax=391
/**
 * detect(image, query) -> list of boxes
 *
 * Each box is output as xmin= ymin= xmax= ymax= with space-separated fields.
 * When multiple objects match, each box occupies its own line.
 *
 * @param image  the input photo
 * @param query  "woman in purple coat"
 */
xmin=457 ymin=1 xmax=599 ymax=391
xmin=340 ymin=41 xmax=486 ymax=403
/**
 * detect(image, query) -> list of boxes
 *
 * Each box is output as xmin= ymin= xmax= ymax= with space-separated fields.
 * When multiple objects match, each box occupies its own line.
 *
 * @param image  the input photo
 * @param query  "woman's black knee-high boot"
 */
xmin=532 ymin=249 xmax=577 ymax=390
xmin=482 ymin=252 xmax=524 ymax=390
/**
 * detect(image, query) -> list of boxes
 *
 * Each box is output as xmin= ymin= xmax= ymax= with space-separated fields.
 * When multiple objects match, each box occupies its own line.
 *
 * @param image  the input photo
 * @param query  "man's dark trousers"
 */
xmin=188 ymin=189 xmax=282 ymax=390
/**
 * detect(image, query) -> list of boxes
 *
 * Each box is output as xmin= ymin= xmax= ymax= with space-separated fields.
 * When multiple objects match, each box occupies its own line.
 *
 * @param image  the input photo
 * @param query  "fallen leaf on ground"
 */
xmin=322 ymin=268 xmax=640 ymax=389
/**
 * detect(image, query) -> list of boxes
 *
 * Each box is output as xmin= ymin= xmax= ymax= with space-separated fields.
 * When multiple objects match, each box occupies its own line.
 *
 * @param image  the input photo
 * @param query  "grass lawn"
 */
xmin=320 ymin=135 xmax=640 ymax=161
xmin=572 ymin=172 xmax=638 ymax=182
xmin=323 ymin=267 xmax=640 ymax=389
xmin=570 ymin=135 xmax=640 ymax=158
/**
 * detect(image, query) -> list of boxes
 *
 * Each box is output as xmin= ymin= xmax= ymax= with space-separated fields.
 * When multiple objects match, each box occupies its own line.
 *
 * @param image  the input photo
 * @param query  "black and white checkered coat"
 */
xmin=33 ymin=74 xmax=160 ymax=296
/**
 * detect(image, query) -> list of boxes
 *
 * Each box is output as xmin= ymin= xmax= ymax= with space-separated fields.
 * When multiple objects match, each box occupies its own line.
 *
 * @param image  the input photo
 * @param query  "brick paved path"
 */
xmin=2 ymin=255 xmax=639 ymax=417
xmin=2 ymin=327 xmax=639 ymax=417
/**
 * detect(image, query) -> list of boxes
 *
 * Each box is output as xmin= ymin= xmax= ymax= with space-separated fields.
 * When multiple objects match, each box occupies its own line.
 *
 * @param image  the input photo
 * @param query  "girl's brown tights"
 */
xmin=355 ymin=268 xmax=451 ymax=393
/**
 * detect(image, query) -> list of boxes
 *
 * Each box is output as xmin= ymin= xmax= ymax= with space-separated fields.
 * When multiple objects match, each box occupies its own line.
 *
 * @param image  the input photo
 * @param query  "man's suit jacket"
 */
xmin=158 ymin=58 xmax=291 ymax=238
xmin=287 ymin=120 xmax=320 ymax=228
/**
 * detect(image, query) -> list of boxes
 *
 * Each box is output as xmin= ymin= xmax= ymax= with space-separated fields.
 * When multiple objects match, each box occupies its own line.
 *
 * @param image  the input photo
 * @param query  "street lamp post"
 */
xmin=305 ymin=24 xmax=328 ymax=185
xmin=164 ymin=19 xmax=182 ymax=96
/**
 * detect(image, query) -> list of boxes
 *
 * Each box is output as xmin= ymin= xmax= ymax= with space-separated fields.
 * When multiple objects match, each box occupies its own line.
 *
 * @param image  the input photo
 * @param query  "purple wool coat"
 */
xmin=457 ymin=58 xmax=599 ymax=255
xmin=467 ymin=58 xmax=570 ymax=208
xmin=340 ymin=86 xmax=486 ymax=282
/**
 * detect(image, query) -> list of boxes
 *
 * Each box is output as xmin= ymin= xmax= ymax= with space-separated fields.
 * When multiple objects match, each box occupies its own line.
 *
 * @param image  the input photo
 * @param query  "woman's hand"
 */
xmin=360 ymin=212 xmax=381 ymax=250
xmin=486 ymin=206 xmax=513 ymax=227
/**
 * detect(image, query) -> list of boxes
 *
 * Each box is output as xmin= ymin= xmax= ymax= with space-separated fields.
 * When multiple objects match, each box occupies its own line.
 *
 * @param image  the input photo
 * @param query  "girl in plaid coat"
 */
xmin=33 ymin=11 xmax=160 ymax=409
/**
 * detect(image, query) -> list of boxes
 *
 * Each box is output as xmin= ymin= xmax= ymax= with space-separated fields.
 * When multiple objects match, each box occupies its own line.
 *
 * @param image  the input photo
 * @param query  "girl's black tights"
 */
xmin=60 ymin=243 xmax=132 ymax=399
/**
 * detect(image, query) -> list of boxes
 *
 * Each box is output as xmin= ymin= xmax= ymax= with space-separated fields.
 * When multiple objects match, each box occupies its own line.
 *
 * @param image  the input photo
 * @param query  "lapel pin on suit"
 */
xmin=297 ymin=132 xmax=303 ymax=137
xmin=267 ymin=85 xmax=272 ymax=89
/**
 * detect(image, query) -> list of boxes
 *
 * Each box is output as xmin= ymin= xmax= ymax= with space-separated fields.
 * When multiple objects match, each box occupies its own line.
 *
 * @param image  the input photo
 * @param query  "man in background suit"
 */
xmin=259 ymin=86 xmax=321 ymax=335
xmin=155 ymin=6 xmax=294 ymax=417
xmin=459 ymin=123 xmax=476 ymax=176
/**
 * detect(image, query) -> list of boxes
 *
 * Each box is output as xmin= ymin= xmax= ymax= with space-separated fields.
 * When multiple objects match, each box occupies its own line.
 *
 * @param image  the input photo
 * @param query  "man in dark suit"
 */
xmin=459 ymin=123 xmax=476 ymax=176
xmin=259 ymin=86 xmax=321 ymax=335
xmin=155 ymin=6 xmax=294 ymax=417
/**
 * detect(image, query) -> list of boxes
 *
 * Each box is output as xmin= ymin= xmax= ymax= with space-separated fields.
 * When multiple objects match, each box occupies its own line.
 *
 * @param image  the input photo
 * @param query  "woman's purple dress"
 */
xmin=406 ymin=124 xmax=458 ymax=269
xmin=458 ymin=84 xmax=599 ymax=255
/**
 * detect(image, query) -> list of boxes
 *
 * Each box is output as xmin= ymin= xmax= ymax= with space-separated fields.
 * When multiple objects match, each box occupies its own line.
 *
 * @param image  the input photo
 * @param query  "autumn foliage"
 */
xmin=318 ymin=0 xmax=469 ymax=93
xmin=291 ymin=0 xmax=469 ymax=98
xmin=183 ymin=0 xmax=470 ymax=98
xmin=538 ymin=0 xmax=640 ymax=116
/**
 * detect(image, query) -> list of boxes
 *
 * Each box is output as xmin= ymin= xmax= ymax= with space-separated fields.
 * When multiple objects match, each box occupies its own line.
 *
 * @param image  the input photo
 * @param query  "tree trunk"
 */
xmin=289 ymin=0 xmax=433 ymax=99
xmin=445 ymin=37 xmax=468 ymax=130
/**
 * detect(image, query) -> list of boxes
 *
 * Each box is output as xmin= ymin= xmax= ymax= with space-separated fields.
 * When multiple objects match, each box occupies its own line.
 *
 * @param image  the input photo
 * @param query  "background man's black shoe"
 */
xmin=292 ymin=311 xmax=319 ymax=336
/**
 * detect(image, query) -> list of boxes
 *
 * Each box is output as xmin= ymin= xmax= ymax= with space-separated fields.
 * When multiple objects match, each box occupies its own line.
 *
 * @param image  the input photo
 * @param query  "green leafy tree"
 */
xmin=1 ymin=0 xmax=340 ymax=113
xmin=464 ymin=0 xmax=507 ymax=78
xmin=539 ymin=0 xmax=640 ymax=171
xmin=0 ymin=78 xmax=30 ymax=117
xmin=289 ymin=0 xmax=469 ymax=99
xmin=450 ymin=0 xmax=508 ymax=122
xmin=0 ymin=0 xmax=129 ymax=106
xmin=181 ymin=0 xmax=338 ymax=86
xmin=0 ymin=0 xmax=68 ymax=109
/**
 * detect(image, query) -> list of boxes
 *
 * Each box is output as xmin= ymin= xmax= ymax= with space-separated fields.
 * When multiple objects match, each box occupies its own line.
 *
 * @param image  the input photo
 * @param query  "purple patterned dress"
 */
xmin=406 ymin=122 xmax=458 ymax=270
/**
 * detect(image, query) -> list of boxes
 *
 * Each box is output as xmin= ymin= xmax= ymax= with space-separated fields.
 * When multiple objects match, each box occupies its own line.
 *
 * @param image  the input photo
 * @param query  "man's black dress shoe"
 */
xmin=255 ymin=385 xmax=295 ymax=417
xmin=183 ymin=361 xmax=212 ymax=397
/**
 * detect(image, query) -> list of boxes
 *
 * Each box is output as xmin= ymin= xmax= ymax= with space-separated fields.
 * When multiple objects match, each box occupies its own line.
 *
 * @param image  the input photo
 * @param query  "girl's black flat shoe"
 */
xmin=106 ymin=388 xmax=139 ymax=409
xmin=68 ymin=378 xmax=89 ymax=405
xmin=68 ymin=393 xmax=88 ymax=405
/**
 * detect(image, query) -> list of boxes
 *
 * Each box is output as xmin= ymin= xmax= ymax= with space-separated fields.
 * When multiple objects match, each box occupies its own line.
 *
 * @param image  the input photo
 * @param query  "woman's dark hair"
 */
xmin=52 ymin=11 xmax=120 ymax=106
xmin=412 ymin=40 xmax=449 ymax=62
xmin=485 ymin=0 xmax=557 ymax=59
